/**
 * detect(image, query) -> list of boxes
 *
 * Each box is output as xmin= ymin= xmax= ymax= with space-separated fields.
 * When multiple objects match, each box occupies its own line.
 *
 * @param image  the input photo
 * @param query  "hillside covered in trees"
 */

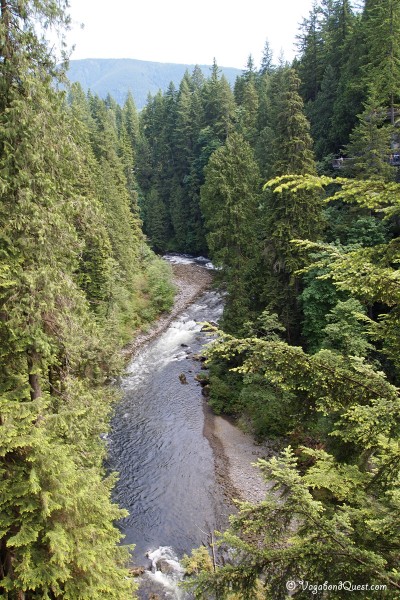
xmin=2 ymin=0 xmax=400 ymax=598
xmin=66 ymin=58 xmax=241 ymax=109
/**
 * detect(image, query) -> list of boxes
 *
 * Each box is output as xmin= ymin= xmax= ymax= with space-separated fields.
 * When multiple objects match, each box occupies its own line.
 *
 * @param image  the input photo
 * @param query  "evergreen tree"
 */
xmin=186 ymin=174 xmax=400 ymax=599
xmin=201 ymin=133 xmax=261 ymax=332
xmin=259 ymin=38 xmax=274 ymax=75
xmin=0 ymin=2 xmax=137 ymax=597
xmin=202 ymin=59 xmax=235 ymax=143
xmin=235 ymin=65 xmax=259 ymax=147
xmin=345 ymin=90 xmax=394 ymax=181
xmin=362 ymin=0 xmax=400 ymax=125
xmin=260 ymin=68 xmax=322 ymax=341
xmin=296 ymin=1 xmax=325 ymax=103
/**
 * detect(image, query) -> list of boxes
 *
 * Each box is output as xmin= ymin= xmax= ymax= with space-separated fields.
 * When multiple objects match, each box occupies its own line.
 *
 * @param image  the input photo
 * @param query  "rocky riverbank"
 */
xmin=122 ymin=261 xmax=213 ymax=361
xmin=203 ymin=403 xmax=274 ymax=507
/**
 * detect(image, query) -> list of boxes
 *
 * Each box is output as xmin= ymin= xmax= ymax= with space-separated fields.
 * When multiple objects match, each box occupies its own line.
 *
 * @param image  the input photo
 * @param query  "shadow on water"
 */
xmin=108 ymin=281 xmax=228 ymax=598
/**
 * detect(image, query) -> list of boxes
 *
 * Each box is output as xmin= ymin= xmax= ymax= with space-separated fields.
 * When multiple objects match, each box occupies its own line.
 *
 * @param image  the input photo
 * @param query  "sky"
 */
xmin=65 ymin=0 xmax=315 ymax=69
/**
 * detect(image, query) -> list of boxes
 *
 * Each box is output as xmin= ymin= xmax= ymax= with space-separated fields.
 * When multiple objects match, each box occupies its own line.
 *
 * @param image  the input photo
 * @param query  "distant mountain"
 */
xmin=66 ymin=58 xmax=242 ymax=109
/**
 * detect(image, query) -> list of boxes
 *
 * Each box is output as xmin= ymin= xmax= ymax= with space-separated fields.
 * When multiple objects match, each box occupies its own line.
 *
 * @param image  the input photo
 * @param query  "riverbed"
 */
xmin=108 ymin=256 xmax=271 ymax=599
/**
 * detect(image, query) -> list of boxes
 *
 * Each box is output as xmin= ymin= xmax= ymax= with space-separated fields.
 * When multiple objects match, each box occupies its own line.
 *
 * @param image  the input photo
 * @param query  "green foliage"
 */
xmin=141 ymin=254 xmax=176 ymax=318
xmin=66 ymin=58 xmax=240 ymax=109
xmin=182 ymin=546 xmax=214 ymax=576
xmin=257 ymin=68 xmax=322 ymax=341
xmin=362 ymin=0 xmax=400 ymax=123
xmin=187 ymin=447 xmax=400 ymax=599
xmin=190 ymin=172 xmax=400 ymax=598
xmin=0 ymin=1 xmax=176 ymax=597
xmin=344 ymin=90 xmax=395 ymax=181
xmin=207 ymin=358 xmax=243 ymax=416
xmin=300 ymin=257 xmax=342 ymax=352
xmin=201 ymin=132 xmax=261 ymax=332
xmin=238 ymin=375 xmax=297 ymax=439
xmin=321 ymin=298 xmax=372 ymax=357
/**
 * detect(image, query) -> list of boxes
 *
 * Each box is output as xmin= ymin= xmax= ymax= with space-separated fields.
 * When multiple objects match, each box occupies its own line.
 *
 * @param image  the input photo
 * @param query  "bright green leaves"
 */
xmin=187 ymin=444 xmax=400 ymax=598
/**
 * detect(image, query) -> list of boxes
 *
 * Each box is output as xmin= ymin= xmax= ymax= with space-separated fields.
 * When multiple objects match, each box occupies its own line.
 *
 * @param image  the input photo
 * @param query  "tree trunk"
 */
xmin=27 ymin=351 xmax=42 ymax=401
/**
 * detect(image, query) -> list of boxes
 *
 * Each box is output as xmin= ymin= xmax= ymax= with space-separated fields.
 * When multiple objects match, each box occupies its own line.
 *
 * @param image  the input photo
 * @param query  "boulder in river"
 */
xmin=179 ymin=373 xmax=188 ymax=384
xmin=128 ymin=566 xmax=145 ymax=577
xmin=158 ymin=558 xmax=177 ymax=575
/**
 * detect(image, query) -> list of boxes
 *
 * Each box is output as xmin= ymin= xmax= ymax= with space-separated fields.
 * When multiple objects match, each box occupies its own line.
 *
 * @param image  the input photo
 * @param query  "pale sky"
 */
xmin=66 ymin=0 xmax=315 ymax=69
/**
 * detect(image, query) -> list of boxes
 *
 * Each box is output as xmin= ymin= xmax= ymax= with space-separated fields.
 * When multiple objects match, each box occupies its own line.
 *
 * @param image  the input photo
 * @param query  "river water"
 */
xmin=108 ymin=265 xmax=228 ymax=598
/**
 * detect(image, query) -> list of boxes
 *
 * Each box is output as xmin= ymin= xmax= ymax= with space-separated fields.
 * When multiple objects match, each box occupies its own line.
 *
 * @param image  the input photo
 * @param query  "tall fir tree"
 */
xmin=362 ymin=0 xmax=400 ymax=125
xmin=200 ymin=132 xmax=261 ymax=332
xmin=0 ymin=2 xmax=137 ymax=597
xmin=260 ymin=68 xmax=322 ymax=341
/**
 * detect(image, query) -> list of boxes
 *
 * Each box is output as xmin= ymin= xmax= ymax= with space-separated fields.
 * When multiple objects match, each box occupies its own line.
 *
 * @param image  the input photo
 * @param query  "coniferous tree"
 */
xmin=202 ymin=59 xmax=235 ymax=143
xmin=345 ymin=90 xmax=394 ymax=181
xmin=296 ymin=1 xmax=325 ymax=103
xmin=0 ymin=2 xmax=138 ymax=597
xmin=260 ymin=68 xmax=322 ymax=341
xmin=186 ymin=174 xmax=400 ymax=599
xmin=259 ymin=39 xmax=274 ymax=76
xmin=201 ymin=133 xmax=261 ymax=332
xmin=362 ymin=0 xmax=400 ymax=125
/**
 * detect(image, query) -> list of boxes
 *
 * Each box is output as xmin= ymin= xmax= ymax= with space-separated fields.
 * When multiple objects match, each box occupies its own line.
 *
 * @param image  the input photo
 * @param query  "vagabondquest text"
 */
xmin=285 ymin=580 xmax=387 ymax=594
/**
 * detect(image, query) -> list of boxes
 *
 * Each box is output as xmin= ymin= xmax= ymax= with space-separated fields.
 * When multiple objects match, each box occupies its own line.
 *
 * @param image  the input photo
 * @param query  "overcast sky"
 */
xmin=66 ymin=0 xmax=315 ymax=69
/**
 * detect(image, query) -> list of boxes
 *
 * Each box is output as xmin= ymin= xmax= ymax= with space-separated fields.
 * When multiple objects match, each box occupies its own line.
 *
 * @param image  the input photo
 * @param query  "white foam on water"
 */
xmin=164 ymin=254 xmax=194 ymax=265
xmin=163 ymin=253 xmax=216 ymax=270
xmin=145 ymin=546 xmax=187 ymax=599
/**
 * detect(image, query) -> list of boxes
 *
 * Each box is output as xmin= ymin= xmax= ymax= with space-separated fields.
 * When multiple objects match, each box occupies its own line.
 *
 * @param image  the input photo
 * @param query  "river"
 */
xmin=108 ymin=258 xmax=230 ymax=598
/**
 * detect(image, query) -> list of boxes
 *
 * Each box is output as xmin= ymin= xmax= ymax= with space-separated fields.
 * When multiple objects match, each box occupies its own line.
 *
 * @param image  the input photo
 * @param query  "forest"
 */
xmin=1 ymin=0 xmax=400 ymax=598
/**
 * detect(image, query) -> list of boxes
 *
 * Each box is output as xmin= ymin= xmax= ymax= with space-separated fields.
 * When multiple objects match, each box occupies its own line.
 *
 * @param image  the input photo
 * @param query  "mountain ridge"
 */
xmin=66 ymin=58 xmax=242 ymax=108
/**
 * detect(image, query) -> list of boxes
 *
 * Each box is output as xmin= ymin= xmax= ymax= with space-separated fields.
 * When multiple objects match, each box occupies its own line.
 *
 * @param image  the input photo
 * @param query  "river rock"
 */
xmin=158 ymin=559 xmax=177 ymax=575
xmin=179 ymin=373 xmax=188 ymax=384
xmin=128 ymin=566 xmax=145 ymax=577
xmin=195 ymin=374 xmax=209 ymax=386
